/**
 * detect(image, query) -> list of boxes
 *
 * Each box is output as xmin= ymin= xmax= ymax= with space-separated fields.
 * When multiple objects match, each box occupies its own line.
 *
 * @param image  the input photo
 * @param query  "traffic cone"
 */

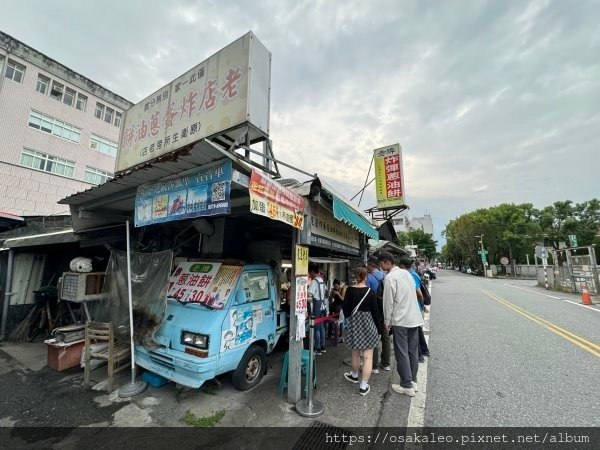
xmin=581 ymin=287 xmax=592 ymax=305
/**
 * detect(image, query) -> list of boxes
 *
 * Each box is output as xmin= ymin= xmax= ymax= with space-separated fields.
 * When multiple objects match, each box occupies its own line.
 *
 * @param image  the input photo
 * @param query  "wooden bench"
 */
xmin=84 ymin=321 xmax=131 ymax=392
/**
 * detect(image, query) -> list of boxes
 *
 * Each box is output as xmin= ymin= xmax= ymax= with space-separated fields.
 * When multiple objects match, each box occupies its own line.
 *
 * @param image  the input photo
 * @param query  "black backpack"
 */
xmin=375 ymin=275 xmax=385 ymax=300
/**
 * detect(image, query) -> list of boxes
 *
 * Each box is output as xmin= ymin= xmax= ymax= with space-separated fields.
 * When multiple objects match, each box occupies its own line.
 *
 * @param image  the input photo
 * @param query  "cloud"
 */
xmin=1 ymin=0 xmax=599 ymax=249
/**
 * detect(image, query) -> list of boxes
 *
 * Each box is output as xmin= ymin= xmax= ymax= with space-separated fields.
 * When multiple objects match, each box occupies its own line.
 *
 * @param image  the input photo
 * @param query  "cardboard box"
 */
xmin=46 ymin=339 xmax=85 ymax=371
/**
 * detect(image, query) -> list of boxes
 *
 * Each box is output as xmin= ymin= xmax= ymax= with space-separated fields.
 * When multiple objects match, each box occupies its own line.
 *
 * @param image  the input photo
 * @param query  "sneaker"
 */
xmin=344 ymin=372 xmax=359 ymax=383
xmin=371 ymin=368 xmax=379 ymax=374
xmin=412 ymin=381 xmax=418 ymax=392
xmin=419 ymin=355 xmax=425 ymax=363
xmin=391 ymin=384 xmax=415 ymax=397
xmin=382 ymin=365 xmax=391 ymax=372
xmin=359 ymin=385 xmax=370 ymax=396
xmin=315 ymin=350 xmax=322 ymax=356
xmin=320 ymin=348 xmax=327 ymax=353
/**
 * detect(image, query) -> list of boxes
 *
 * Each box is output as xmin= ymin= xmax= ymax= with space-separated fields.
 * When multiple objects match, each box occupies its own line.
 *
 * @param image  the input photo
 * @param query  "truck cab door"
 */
xmin=218 ymin=270 xmax=275 ymax=371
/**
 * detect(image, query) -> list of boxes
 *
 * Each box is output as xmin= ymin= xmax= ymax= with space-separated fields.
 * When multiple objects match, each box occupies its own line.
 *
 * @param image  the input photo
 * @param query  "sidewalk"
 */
xmin=0 ymin=331 xmax=421 ymax=431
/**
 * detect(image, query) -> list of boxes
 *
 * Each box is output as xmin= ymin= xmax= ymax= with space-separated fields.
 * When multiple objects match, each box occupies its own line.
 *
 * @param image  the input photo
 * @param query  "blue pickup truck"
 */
xmin=135 ymin=261 xmax=288 ymax=390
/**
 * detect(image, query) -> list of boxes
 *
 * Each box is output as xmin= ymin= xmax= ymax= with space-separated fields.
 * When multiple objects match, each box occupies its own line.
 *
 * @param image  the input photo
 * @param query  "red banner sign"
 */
xmin=249 ymin=171 xmax=306 ymax=229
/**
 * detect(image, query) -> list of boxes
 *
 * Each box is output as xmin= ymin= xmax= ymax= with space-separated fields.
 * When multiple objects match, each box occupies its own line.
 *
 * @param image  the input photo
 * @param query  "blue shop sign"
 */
xmin=135 ymin=160 xmax=232 ymax=227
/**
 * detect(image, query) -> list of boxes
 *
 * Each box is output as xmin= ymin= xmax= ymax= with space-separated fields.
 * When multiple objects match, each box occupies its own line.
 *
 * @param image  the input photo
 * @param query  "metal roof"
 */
xmin=60 ymin=139 xmax=250 ymax=208
xmin=0 ymin=212 xmax=25 ymax=232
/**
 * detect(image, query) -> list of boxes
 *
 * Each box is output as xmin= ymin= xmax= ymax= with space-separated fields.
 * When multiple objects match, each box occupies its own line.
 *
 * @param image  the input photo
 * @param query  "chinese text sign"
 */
xmin=374 ymin=143 xmax=405 ymax=209
xmin=116 ymin=32 xmax=270 ymax=173
xmin=167 ymin=262 xmax=242 ymax=310
xmin=249 ymin=170 xmax=306 ymax=229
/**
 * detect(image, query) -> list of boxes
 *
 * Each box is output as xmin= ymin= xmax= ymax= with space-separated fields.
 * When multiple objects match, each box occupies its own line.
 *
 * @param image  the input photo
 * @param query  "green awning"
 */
xmin=332 ymin=196 xmax=378 ymax=240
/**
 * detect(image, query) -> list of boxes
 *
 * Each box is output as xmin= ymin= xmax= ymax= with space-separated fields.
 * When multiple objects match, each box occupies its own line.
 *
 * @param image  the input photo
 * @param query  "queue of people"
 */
xmin=304 ymin=253 xmax=434 ymax=397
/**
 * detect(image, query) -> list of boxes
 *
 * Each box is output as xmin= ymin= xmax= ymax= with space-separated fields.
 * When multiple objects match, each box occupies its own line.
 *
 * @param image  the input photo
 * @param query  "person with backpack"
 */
xmin=379 ymin=252 xmax=424 ymax=397
xmin=308 ymin=263 xmax=327 ymax=355
xmin=367 ymin=256 xmax=390 ymax=373
xmin=399 ymin=258 xmax=430 ymax=362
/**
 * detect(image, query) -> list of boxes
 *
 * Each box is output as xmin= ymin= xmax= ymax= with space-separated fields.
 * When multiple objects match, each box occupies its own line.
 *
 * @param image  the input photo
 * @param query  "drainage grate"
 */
xmin=292 ymin=421 xmax=352 ymax=450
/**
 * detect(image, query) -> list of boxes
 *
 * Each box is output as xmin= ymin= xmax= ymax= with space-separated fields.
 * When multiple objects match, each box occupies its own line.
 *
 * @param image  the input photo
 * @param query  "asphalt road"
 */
xmin=425 ymin=270 xmax=600 ymax=427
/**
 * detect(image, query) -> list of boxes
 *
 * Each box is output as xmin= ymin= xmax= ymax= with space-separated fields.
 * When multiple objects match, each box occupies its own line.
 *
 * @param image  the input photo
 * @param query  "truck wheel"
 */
xmin=232 ymin=345 xmax=266 ymax=391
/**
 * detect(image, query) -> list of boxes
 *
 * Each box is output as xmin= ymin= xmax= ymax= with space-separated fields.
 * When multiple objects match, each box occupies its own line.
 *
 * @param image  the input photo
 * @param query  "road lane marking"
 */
xmin=504 ymin=283 xmax=600 ymax=312
xmin=483 ymin=289 xmax=600 ymax=352
xmin=504 ymin=284 xmax=563 ymax=299
xmin=481 ymin=289 xmax=600 ymax=358
xmin=406 ymin=310 xmax=430 ymax=432
xmin=563 ymin=300 xmax=600 ymax=313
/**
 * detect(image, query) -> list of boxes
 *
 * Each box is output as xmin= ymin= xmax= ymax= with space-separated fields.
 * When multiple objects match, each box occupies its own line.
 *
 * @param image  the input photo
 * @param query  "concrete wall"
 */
xmin=0 ymin=32 xmax=133 ymax=216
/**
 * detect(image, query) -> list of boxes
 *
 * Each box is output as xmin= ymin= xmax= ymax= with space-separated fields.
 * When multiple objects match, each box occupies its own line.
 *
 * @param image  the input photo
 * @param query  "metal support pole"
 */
xmin=542 ymin=255 xmax=549 ymax=290
xmin=118 ymin=220 xmax=147 ymax=397
xmin=287 ymin=229 xmax=302 ymax=403
xmin=589 ymin=246 xmax=600 ymax=295
xmin=296 ymin=315 xmax=324 ymax=417
xmin=0 ymin=249 xmax=15 ymax=340
xmin=478 ymin=235 xmax=487 ymax=278
xmin=565 ymin=249 xmax=574 ymax=292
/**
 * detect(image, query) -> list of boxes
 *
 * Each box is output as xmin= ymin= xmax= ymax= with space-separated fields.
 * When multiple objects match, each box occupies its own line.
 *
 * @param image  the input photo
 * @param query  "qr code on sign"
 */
xmin=211 ymin=182 xmax=226 ymax=201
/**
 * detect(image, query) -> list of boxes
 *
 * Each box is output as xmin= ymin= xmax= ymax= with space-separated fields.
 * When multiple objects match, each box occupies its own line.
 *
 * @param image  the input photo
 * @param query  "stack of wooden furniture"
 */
xmin=84 ymin=321 xmax=131 ymax=392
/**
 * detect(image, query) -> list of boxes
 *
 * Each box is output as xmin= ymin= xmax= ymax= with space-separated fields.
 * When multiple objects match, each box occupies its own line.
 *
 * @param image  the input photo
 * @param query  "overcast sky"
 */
xmin=3 ymin=0 xmax=599 ymax=248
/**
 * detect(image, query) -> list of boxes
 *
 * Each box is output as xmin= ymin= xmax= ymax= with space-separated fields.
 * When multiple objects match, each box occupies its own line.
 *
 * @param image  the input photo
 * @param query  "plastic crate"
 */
xmin=143 ymin=371 xmax=169 ymax=388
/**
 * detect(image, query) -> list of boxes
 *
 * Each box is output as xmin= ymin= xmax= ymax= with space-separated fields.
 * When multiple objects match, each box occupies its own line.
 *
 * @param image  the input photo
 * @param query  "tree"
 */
xmin=396 ymin=229 xmax=438 ymax=260
xmin=441 ymin=199 xmax=600 ymax=267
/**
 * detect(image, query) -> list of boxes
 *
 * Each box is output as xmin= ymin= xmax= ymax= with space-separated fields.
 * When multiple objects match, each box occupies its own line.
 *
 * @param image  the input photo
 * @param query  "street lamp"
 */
xmin=474 ymin=235 xmax=487 ymax=277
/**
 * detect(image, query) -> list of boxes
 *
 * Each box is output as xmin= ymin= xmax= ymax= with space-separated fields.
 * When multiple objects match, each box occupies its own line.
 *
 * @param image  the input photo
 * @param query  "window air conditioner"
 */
xmin=59 ymin=272 xmax=105 ymax=302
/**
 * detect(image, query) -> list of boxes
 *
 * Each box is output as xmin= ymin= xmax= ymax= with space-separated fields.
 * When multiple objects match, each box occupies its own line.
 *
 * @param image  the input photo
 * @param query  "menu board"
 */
xmin=167 ymin=262 xmax=242 ymax=310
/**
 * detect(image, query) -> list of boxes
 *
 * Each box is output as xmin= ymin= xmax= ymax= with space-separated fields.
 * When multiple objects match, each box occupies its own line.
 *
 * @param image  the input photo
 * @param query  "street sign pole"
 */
xmin=541 ymin=247 xmax=548 ymax=290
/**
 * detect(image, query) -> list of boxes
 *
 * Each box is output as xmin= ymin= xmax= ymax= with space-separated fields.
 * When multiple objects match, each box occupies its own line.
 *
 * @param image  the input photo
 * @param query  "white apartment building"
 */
xmin=0 ymin=31 xmax=133 ymax=216
xmin=392 ymin=213 xmax=434 ymax=236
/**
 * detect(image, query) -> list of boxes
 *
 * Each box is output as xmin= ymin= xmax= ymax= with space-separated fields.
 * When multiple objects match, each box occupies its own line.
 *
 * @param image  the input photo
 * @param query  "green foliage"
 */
xmin=396 ymin=229 xmax=438 ymax=259
xmin=441 ymin=199 xmax=600 ymax=267
xmin=182 ymin=410 xmax=225 ymax=427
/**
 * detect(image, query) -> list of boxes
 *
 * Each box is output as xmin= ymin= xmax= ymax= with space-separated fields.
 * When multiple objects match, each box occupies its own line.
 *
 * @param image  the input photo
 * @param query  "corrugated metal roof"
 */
xmin=60 ymin=140 xmax=251 ymax=206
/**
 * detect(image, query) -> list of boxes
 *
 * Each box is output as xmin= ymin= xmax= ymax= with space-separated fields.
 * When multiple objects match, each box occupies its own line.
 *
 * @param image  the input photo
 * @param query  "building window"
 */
xmin=50 ymin=81 xmax=63 ymax=101
xmin=28 ymin=111 xmax=81 ymax=143
xmin=76 ymin=93 xmax=87 ymax=111
xmin=104 ymin=107 xmax=114 ymax=124
xmin=90 ymin=134 xmax=118 ymax=157
xmin=63 ymin=87 xmax=76 ymax=107
xmin=36 ymin=74 xmax=50 ymax=94
xmin=84 ymin=166 xmax=112 ymax=185
xmin=114 ymin=111 xmax=122 ymax=127
xmin=5 ymin=60 xmax=25 ymax=83
xmin=20 ymin=148 xmax=75 ymax=177
xmin=95 ymin=102 xmax=105 ymax=119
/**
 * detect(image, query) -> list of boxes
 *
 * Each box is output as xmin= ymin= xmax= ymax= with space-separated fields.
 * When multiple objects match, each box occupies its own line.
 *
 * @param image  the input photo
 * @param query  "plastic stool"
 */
xmin=278 ymin=350 xmax=317 ymax=397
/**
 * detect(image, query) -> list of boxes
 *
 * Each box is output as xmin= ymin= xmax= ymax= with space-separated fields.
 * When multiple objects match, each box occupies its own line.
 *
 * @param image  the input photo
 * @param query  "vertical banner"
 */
xmin=293 ymin=244 xmax=309 ymax=340
xmin=374 ymin=143 xmax=405 ymax=209
xmin=294 ymin=276 xmax=308 ymax=340
xmin=295 ymin=244 xmax=309 ymax=276
xmin=249 ymin=170 xmax=306 ymax=229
